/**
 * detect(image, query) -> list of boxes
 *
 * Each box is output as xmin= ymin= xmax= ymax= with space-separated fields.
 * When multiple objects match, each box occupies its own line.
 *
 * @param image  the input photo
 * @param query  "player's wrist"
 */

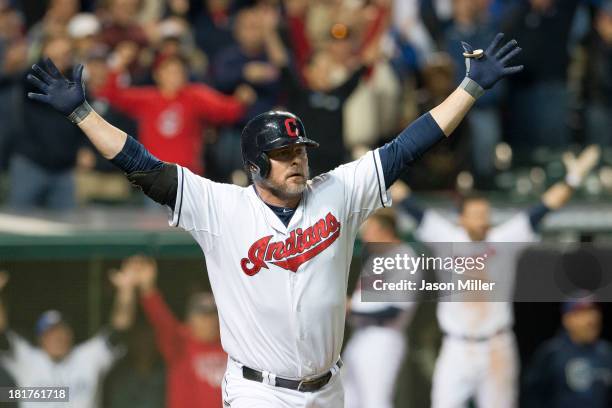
xmin=459 ymin=77 xmax=485 ymax=99
xmin=139 ymin=283 xmax=156 ymax=295
xmin=67 ymin=101 xmax=93 ymax=124
xmin=564 ymin=173 xmax=582 ymax=189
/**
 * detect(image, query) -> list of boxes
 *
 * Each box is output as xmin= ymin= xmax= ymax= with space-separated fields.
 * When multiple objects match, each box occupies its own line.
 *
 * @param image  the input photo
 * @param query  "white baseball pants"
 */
xmin=431 ymin=331 xmax=519 ymax=408
xmin=342 ymin=326 xmax=406 ymax=408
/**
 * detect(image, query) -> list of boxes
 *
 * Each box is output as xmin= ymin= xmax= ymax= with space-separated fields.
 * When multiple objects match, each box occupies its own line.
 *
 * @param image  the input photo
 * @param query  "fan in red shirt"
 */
xmin=96 ymin=50 xmax=255 ymax=174
xmin=130 ymin=255 xmax=227 ymax=408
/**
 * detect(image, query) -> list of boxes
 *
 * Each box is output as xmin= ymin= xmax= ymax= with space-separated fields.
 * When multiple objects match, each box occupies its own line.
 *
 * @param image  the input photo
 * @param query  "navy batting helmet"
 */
xmin=241 ymin=111 xmax=319 ymax=178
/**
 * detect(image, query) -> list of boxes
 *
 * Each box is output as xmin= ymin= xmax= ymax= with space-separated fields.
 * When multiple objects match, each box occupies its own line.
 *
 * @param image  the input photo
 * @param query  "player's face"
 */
xmin=39 ymin=324 xmax=74 ymax=361
xmin=596 ymin=11 xmax=612 ymax=43
xmin=261 ymin=145 xmax=309 ymax=198
xmin=360 ymin=218 xmax=393 ymax=243
xmin=459 ymin=199 xmax=491 ymax=241
xmin=235 ymin=10 xmax=265 ymax=52
xmin=563 ymin=307 xmax=602 ymax=344
xmin=42 ymin=37 xmax=72 ymax=74
xmin=154 ymin=59 xmax=187 ymax=93
xmin=188 ymin=312 xmax=220 ymax=343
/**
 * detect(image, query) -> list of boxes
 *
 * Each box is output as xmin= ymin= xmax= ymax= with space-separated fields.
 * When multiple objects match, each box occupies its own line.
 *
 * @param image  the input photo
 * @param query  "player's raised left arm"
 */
xmin=380 ymin=33 xmax=523 ymax=188
xmin=108 ymin=264 xmax=137 ymax=331
xmin=528 ymin=145 xmax=601 ymax=229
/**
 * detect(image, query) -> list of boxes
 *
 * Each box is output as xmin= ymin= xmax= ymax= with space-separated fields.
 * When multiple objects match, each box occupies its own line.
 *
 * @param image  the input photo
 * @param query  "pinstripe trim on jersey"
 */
xmin=176 ymin=166 xmax=185 ymax=226
xmin=170 ymin=166 xmax=185 ymax=227
xmin=372 ymin=150 xmax=388 ymax=208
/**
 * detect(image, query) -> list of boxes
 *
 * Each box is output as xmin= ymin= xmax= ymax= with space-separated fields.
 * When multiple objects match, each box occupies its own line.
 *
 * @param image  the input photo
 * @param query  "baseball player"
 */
xmin=392 ymin=145 xmax=601 ymax=408
xmin=343 ymin=208 xmax=418 ymax=408
xmin=0 ymin=267 xmax=137 ymax=408
xmin=26 ymin=33 xmax=522 ymax=406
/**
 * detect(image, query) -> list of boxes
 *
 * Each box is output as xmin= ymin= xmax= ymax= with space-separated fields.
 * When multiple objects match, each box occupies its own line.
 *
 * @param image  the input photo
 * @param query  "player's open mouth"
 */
xmin=287 ymin=173 xmax=304 ymax=179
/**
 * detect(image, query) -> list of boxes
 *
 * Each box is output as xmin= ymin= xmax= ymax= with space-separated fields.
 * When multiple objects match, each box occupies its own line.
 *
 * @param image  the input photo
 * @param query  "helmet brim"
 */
xmin=263 ymin=136 xmax=320 ymax=152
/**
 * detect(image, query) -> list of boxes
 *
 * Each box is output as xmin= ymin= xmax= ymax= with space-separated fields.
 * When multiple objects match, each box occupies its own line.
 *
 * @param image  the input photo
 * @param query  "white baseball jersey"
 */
xmin=416 ymin=210 xmax=537 ymax=337
xmin=343 ymin=243 xmax=417 ymax=408
xmin=0 ymin=331 xmax=121 ymax=408
xmin=169 ymin=150 xmax=390 ymax=379
xmin=349 ymin=242 xmax=419 ymax=328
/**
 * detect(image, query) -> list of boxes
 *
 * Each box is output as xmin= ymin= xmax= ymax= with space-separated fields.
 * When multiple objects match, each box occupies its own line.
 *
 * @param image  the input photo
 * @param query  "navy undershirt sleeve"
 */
xmin=110 ymin=135 xmax=164 ymax=174
xmin=379 ymin=112 xmax=445 ymax=189
xmin=528 ymin=202 xmax=552 ymax=230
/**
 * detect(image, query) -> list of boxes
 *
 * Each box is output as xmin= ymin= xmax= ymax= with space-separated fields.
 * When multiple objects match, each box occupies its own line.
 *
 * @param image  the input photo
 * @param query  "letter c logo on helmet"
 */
xmin=284 ymin=118 xmax=299 ymax=138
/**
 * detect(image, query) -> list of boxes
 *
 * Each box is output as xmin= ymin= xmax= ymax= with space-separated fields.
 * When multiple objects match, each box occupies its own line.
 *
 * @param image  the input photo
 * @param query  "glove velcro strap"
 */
xmin=67 ymin=101 xmax=93 ymax=124
xmin=459 ymin=77 xmax=485 ymax=99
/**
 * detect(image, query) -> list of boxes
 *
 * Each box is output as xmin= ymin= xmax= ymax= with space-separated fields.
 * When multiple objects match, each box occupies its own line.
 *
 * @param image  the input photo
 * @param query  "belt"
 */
xmin=444 ymin=327 xmax=510 ymax=342
xmin=241 ymin=359 xmax=342 ymax=393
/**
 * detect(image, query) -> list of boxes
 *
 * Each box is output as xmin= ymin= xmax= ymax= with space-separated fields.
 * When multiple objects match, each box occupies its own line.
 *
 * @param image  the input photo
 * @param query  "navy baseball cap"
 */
xmin=35 ymin=310 xmax=67 ymax=337
xmin=561 ymin=294 xmax=599 ymax=315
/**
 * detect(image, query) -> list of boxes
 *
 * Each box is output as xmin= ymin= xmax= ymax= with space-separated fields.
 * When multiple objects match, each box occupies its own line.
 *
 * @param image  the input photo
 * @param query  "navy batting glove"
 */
xmin=459 ymin=33 xmax=523 ymax=99
xmin=27 ymin=58 xmax=92 ymax=123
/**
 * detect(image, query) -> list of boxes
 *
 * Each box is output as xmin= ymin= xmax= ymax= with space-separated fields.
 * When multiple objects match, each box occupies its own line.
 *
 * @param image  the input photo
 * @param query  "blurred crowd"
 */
xmin=0 ymin=0 xmax=611 ymax=210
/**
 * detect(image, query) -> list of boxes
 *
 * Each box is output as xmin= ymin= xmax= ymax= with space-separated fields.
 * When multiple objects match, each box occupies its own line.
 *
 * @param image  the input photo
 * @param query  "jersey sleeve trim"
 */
xmin=169 ymin=165 xmax=185 ymax=227
xmin=373 ymin=149 xmax=391 ymax=208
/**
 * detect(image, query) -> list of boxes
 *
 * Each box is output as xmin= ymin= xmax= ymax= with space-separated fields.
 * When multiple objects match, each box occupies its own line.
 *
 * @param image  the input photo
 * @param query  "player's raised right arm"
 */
xmin=27 ymin=58 xmax=178 ymax=208
xmin=27 ymin=58 xmax=126 ymax=159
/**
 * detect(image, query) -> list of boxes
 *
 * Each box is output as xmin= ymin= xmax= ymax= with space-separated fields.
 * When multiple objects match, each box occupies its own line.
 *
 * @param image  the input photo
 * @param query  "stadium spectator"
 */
xmin=523 ymin=296 xmax=612 ymax=408
xmin=98 ymin=0 xmax=149 ymax=79
xmin=97 ymin=50 xmax=254 ymax=175
xmin=443 ymin=0 xmax=504 ymax=187
xmin=212 ymin=5 xmax=280 ymax=115
xmin=0 ymin=266 xmax=137 ymax=408
xmin=210 ymin=5 xmax=283 ymax=180
xmin=391 ymin=0 xmax=436 ymax=59
xmin=8 ymin=35 xmax=88 ymax=210
xmin=67 ymin=12 xmax=103 ymax=62
xmin=130 ymin=255 xmax=227 ymax=408
xmin=27 ymin=0 xmax=80 ymax=60
xmin=583 ymin=0 xmax=612 ymax=146
xmin=503 ymin=0 xmax=581 ymax=148
xmin=81 ymin=46 xmax=137 ymax=177
xmin=193 ymin=0 xmax=243 ymax=64
xmin=0 ymin=3 xmax=27 ymax=172
xmin=267 ymin=21 xmax=371 ymax=175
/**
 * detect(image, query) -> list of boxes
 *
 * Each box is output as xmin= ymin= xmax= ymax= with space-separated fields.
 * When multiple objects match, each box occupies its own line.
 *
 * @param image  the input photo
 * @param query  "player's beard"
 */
xmin=257 ymin=168 xmax=310 ymax=199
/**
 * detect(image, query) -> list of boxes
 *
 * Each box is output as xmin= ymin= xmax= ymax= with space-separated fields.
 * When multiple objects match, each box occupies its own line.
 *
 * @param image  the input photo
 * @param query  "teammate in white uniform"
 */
xmin=0 ymin=267 xmax=137 ymax=408
xmin=26 ymin=32 xmax=524 ymax=406
xmin=393 ymin=145 xmax=601 ymax=408
xmin=343 ymin=208 xmax=418 ymax=408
